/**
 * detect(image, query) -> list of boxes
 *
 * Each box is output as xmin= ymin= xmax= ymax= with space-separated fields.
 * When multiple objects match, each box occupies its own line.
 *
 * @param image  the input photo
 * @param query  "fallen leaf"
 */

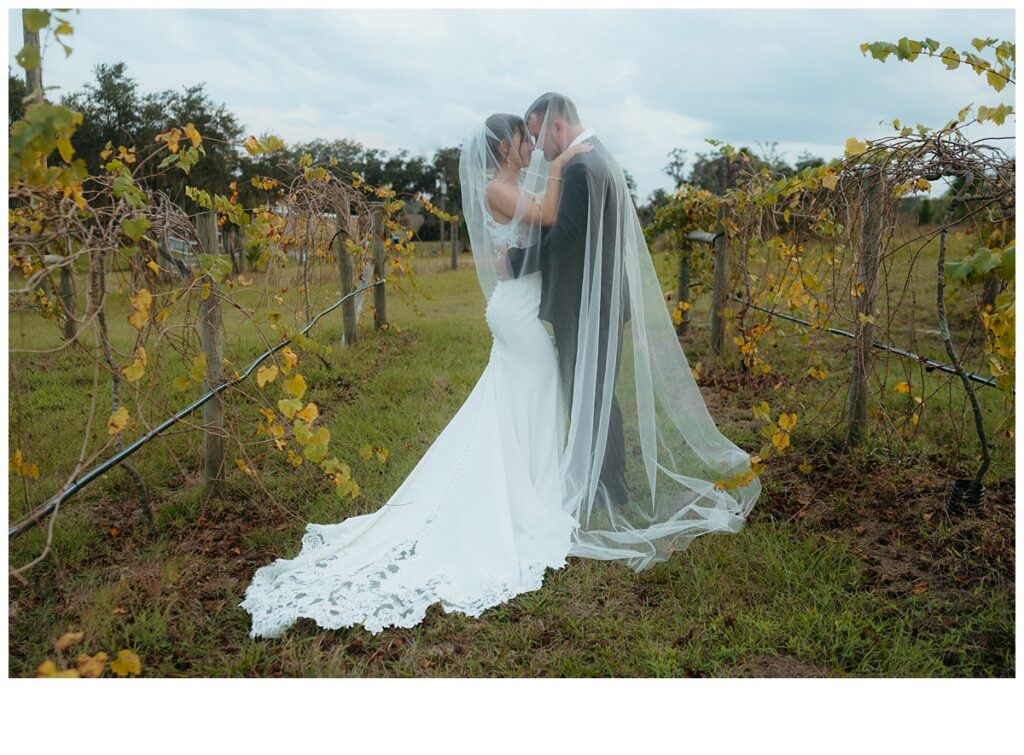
xmin=55 ymin=630 xmax=85 ymax=653
xmin=912 ymin=582 xmax=929 ymax=594
xmin=36 ymin=659 xmax=80 ymax=678
xmin=109 ymin=649 xmax=142 ymax=677
xmin=75 ymin=651 xmax=109 ymax=678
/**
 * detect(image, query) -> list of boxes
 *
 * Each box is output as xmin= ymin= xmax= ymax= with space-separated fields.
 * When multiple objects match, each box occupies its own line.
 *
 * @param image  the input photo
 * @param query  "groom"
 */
xmin=503 ymin=92 xmax=631 ymax=509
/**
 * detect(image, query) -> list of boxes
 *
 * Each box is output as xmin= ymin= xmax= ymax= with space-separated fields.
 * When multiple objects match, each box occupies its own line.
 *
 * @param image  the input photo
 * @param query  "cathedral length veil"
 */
xmin=463 ymin=95 xmax=761 ymax=571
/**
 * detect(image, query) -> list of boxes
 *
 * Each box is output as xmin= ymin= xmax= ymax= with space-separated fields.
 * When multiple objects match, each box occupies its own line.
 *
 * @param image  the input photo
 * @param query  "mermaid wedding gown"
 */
xmin=240 ymin=214 xmax=577 ymax=637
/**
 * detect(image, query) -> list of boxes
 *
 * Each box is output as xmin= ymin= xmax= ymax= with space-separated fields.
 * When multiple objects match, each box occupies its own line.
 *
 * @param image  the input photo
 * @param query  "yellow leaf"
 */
xmin=376 ymin=447 xmax=389 ymax=464
xmin=55 ymin=630 xmax=85 ymax=653
xmin=771 ymin=431 xmax=790 ymax=452
xmin=845 ymin=137 xmax=867 ymax=157
xmin=173 ymin=375 xmax=192 ymax=391
xmin=798 ymin=462 xmax=813 ymax=474
xmin=183 ymin=122 xmax=202 ymax=148
xmin=256 ymin=364 xmax=278 ymax=388
xmin=155 ymin=308 xmax=170 ymax=323
xmin=235 ymin=458 xmax=257 ymax=478
xmin=147 ymin=260 xmax=160 ymax=274
xmin=128 ymin=308 xmax=149 ymax=331
xmin=286 ymin=450 xmax=303 ymax=467
xmin=857 ymin=312 xmax=875 ymax=325
xmin=157 ymin=129 xmax=180 ymax=154
xmin=821 ymin=173 xmax=839 ymax=190
xmin=36 ymin=660 xmax=80 ymax=678
xmin=191 ymin=353 xmax=207 ymax=383
xmin=359 ymin=444 xmax=373 ymax=461
xmin=75 ymin=651 xmax=108 ymax=678
xmin=281 ymin=345 xmax=298 ymax=374
xmin=778 ymin=413 xmax=798 ymax=431
xmin=911 ymin=413 xmax=920 ymax=426
xmin=109 ymin=649 xmax=141 ymax=677
xmin=130 ymin=289 xmax=153 ymax=312
xmin=122 ymin=348 xmax=147 ymax=383
xmin=258 ymin=407 xmax=276 ymax=423
xmin=893 ymin=382 xmax=912 ymax=394
xmin=295 ymin=402 xmax=319 ymax=424
xmin=107 ymin=406 xmax=130 ymax=435
xmin=283 ymin=373 xmax=307 ymax=399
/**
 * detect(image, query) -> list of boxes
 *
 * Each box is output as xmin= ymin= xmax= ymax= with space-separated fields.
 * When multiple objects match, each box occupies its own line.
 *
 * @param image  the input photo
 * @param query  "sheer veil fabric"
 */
xmin=240 ymin=93 xmax=760 ymax=640
xmin=464 ymin=93 xmax=761 ymax=571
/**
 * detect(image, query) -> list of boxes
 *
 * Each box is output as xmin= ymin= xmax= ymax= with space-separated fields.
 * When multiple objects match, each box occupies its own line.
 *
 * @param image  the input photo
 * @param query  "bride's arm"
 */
xmin=484 ymin=143 xmax=593 ymax=227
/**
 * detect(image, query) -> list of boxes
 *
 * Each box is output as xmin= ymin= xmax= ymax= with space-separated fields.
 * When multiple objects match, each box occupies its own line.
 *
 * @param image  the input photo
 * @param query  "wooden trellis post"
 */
xmin=845 ymin=170 xmax=886 ymax=447
xmin=197 ymin=212 xmax=225 ymax=494
xmin=709 ymin=203 xmax=730 ymax=355
xmin=335 ymin=204 xmax=358 ymax=346
xmin=450 ymin=215 xmax=459 ymax=271
xmin=372 ymin=210 xmax=387 ymax=330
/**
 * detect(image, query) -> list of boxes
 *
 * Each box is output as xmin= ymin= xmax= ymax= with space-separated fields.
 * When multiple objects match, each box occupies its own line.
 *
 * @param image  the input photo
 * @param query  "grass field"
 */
xmin=7 ymin=230 xmax=1014 ymax=677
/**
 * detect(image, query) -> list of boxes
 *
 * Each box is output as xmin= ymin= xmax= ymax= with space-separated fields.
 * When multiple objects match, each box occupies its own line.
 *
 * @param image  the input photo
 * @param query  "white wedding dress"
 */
xmin=240 ymin=213 xmax=577 ymax=637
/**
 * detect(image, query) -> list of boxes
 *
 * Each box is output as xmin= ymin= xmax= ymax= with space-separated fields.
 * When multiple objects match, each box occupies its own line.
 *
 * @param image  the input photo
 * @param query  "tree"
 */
xmin=664 ymin=147 xmax=688 ymax=189
xmin=8 ymin=69 xmax=27 ymax=128
xmin=62 ymin=63 xmax=243 ymax=207
xmin=623 ymin=169 xmax=639 ymax=207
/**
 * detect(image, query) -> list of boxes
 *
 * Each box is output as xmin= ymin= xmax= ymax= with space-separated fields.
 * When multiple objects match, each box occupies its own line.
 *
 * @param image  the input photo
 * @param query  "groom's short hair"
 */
xmin=526 ymin=92 xmax=581 ymax=127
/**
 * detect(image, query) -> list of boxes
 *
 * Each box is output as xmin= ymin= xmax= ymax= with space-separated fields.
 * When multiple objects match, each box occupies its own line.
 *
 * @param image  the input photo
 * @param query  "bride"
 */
xmin=240 ymin=114 xmax=591 ymax=637
xmin=241 ymin=95 xmax=761 ymax=639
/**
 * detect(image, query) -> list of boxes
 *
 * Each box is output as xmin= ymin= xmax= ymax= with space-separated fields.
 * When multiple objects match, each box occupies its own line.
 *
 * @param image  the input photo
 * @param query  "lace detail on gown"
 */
xmin=240 ymin=209 xmax=574 ymax=638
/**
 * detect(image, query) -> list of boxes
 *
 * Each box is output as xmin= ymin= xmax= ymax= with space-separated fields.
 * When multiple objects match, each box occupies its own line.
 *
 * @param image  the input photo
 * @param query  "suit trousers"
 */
xmin=552 ymin=318 xmax=630 ymax=508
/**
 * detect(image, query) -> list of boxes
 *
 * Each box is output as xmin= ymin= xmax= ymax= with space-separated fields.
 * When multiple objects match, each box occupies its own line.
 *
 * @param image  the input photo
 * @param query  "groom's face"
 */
xmin=528 ymin=113 xmax=563 ymax=161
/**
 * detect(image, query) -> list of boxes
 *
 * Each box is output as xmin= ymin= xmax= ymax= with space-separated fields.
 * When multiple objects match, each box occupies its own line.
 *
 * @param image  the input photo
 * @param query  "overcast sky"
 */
xmin=6 ymin=6 xmax=1016 ymax=200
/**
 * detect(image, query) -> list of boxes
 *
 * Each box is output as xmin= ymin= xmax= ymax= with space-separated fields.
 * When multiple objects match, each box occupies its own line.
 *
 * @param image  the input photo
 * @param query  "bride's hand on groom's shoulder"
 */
xmin=553 ymin=143 xmax=593 ymax=172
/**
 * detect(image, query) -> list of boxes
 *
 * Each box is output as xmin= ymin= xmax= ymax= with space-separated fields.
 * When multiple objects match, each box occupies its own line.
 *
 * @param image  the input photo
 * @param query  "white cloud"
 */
xmin=7 ymin=7 xmax=1014 ymax=199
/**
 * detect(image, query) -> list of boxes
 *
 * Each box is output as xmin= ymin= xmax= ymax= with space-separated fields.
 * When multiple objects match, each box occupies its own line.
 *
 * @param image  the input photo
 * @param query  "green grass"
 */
xmin=8 ymin=238 xmax=1014 ymax=677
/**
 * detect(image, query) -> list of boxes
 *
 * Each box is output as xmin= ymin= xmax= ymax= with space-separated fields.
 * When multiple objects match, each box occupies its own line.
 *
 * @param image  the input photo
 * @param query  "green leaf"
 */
xmin=996 ymin=244 xmax=1014 ymax=281
xmin=15 ymin=44 xmax=40 ymax=72
xmin=971 ymin=37 xmax=988 ymax=52
xmin=923 ymin=37 xmax=940 ymax=53
xmin=157 ymin=152 xmax=180 ymax=170
xmin=942 ymin=47 xmax=961 ymax=70
xmin=22 ymin=9 xmax=51 ymax=33
xmin=122 ymin=215 xmax=152 ymax=242
xmin=867 ymin=42 xmax=894 ymax=62
xmin=986 ymin=69 xmax=1007 ymax=92
xmin=197 ymin=253 xmax=232 ymax=283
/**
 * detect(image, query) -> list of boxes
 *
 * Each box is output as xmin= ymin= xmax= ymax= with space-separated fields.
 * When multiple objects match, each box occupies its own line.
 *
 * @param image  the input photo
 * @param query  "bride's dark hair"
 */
xmin=484 ymin=113 xmax=526 ymax=171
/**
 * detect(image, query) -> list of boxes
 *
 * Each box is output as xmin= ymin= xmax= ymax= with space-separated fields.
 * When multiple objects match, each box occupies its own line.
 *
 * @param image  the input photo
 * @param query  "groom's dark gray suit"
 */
xmin=506 ymin=136 xmax=631 ymax=507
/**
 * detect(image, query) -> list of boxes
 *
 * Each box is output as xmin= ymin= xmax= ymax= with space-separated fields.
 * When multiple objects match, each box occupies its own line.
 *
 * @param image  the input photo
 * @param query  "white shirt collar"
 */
xmin=568 ymin=129 xmax=595 ymax=149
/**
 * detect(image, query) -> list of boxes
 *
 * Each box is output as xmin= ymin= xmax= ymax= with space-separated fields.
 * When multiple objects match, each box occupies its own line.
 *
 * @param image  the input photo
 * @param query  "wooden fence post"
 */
xmin=709 ymin=203 xmax=730 ymax=355
xmin=335 ymin=205 xmax=357 ymax=346
xmin=197 ymin=212 xmax=225 ymax=494
xmin=450 ymin=215 xmax=459 ymax=271
xmin=372 ymin=210 xmax=387 ymax=330
xmin=60 ymin=237 xmax=75 ymax=340
xmin=845 ymin=171 xmax=886 ymax=448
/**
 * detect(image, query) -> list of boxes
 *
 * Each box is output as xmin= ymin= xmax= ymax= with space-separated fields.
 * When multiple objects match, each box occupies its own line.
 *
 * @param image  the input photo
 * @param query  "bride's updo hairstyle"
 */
xmin=484 ymin=113 xmax=526 ymax=172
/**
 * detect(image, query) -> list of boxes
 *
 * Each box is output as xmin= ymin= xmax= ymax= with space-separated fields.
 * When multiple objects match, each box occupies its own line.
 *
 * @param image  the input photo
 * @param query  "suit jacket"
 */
xmin=507 ymin=137 xmax=631 ymax=334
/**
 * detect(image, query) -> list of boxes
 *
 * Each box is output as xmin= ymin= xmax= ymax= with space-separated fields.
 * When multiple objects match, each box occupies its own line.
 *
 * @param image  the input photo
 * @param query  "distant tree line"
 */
xmin=638 ymin=142 xmax=948 ymax=227
xmin=8 ymin=62 xmax=464 ymax=241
